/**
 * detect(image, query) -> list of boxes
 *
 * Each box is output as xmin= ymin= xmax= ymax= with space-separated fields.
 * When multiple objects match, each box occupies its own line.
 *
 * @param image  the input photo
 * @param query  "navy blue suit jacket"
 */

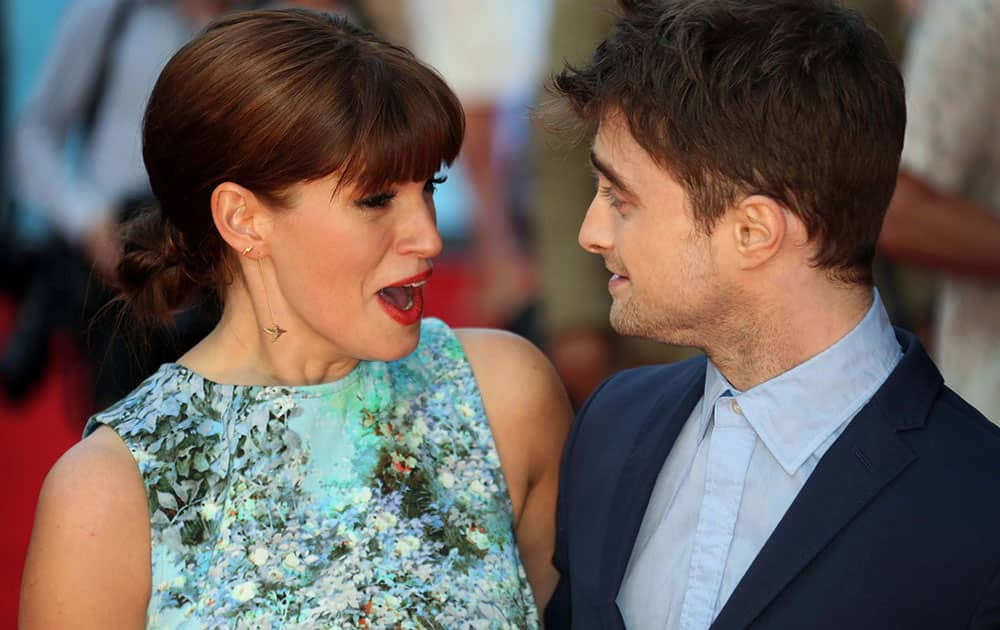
xmin=544 ymin=329 xmax=1000 ymax=629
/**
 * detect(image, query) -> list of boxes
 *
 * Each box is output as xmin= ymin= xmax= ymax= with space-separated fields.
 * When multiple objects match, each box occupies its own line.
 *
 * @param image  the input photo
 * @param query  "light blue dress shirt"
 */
xmin=617 ymin=291 xmax=903 ymax=630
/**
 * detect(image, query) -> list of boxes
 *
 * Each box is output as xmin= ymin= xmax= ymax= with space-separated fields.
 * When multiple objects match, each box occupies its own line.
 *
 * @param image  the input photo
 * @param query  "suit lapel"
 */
xmin=710 ymin=404 xmax=914 ymax=628
xmin=711 ymin=329 xmax=941 ymax=629
xmin=599 ymin=359 xmax=707 ymax=607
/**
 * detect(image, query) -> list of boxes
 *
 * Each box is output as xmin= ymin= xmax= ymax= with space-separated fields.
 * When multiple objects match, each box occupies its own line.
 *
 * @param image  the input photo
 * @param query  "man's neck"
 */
xmin=706 ymin=284 xmax=874 ymax=392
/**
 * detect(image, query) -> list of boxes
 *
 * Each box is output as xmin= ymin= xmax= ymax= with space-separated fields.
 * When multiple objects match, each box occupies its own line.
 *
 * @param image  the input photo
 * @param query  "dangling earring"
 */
xmin=241 ymin=245 xmax=287 ymax=342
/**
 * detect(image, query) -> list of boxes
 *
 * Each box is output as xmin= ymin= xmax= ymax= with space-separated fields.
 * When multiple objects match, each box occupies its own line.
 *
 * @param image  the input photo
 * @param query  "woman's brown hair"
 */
xmin=118 ymin=9 xmax=464 ymax=324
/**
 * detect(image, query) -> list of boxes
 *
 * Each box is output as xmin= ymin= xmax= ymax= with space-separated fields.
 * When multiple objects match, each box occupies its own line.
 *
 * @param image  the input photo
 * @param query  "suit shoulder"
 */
xmin=588 ymin=355 xmax=706 ymax=406
xmin=927 ymin=386 xmax=1000 ymax=461
xmin=912 ymin=387 xmax=1000 ymax=508
xmin=573 ymin=355 xmax=706 ymax=442
xmin=937 ymin=387 xmax=1000 ymax=434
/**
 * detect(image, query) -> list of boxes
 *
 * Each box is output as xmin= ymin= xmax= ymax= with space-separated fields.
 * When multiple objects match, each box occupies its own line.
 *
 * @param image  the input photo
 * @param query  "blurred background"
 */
xmin=2 ymin=0 xmax=998 ymax=626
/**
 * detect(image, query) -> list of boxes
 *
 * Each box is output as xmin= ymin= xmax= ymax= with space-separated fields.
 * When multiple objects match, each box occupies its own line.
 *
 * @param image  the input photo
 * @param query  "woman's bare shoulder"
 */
xmin=455 ymin=327 xmax=571 ymax=427
xmin=454 ymin=328 xmax=572 ymax=485
xmin=453 ymin=328 xmax=572 ymax=609
xmin=43 ymin=425 xmax=145 ymax=498
xmin=19 ymin=426 xmax=151 ymax=628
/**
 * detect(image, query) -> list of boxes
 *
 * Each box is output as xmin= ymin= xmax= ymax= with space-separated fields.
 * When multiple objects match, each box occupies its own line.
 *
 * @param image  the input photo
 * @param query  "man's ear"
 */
xmin=728 ymin=194 xmax=788 ymax=270
xmin=211 ymin=182 xmax=272 ymax=256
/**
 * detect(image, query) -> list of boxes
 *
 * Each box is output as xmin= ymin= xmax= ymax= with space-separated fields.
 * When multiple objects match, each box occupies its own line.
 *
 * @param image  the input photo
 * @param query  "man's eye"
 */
xmin=600 ymin=185 xmax=624 ymax=210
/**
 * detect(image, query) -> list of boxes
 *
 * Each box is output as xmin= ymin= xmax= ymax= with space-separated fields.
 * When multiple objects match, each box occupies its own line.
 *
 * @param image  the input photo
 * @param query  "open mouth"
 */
xmin=377 ymin=270 xmax=432 ymax=325
xmin=378 ymin=282 xmax=423 ymax=311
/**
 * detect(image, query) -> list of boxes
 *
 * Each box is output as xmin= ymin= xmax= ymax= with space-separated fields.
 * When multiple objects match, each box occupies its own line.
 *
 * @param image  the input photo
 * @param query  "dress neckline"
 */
xmin=161 ymin=360 xmax=365 ymax=395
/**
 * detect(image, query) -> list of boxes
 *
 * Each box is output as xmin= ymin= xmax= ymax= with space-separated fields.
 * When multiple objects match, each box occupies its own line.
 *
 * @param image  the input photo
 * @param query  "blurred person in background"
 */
xmin=258 ymin=0 xmax=407 ymax=45
xmin=879 ymin=0 xmax=1000 ymax=424
xmin=844 ymin=0 xmax=938 ymax=347
xmin=355 ymin=0 xmax=408 ymax=47
xmin=405 ymin=0 xmax=551 ymax=327
xmin=256 ymin=0 xmax=357 ymax=19
xmin=0 ymin=8 xmax=6 ymax=208
xmin=5 ymin=0 xmax=237 ymax=409
xmin=19 ymin=10 xmax=570 ymax=627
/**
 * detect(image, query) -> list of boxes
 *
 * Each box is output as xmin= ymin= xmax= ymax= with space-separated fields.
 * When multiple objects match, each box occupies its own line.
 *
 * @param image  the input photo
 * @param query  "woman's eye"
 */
xmin=357 ymin=192 xmax=395 ymax=209
xmin=357 ymin=175 xmax=446 ymax=208
xmin=424 ymin=175 xmax=448 ymax=194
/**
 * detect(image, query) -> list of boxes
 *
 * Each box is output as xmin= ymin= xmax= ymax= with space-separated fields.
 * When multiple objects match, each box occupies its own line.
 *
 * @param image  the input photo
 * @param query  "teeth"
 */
xmin=378 ymin=285 xmax=417 ymax=311
xmin=402 ymin=280 xmax=427 ymax=288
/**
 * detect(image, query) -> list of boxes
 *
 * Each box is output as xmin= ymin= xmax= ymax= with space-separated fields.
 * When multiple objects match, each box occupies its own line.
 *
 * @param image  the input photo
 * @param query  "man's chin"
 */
xmin=609 ymin=308 xmax=645 ymax=339
xmin=610 ymin=306 xmax=693 ymax=346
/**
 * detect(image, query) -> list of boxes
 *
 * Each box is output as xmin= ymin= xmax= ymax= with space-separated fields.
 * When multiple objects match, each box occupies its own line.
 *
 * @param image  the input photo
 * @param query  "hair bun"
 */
xmin=116 ymin=205 xmax=206 ymax=324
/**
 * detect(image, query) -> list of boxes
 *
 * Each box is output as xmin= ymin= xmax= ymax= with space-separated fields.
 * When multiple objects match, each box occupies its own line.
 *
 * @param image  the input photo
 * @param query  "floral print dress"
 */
xmin=83 ymin=318 xmax=539 ymax=629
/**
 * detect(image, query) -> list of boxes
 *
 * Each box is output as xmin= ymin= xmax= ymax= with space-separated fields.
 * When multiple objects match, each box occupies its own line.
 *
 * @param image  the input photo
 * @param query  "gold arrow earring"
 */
xmin=241 ymin=245 xmax=286 ymax=342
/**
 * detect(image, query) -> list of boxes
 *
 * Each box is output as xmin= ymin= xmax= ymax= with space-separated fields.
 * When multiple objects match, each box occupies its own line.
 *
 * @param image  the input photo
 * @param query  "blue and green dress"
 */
xmin=84 ymin=318 xmax=539 ymax=629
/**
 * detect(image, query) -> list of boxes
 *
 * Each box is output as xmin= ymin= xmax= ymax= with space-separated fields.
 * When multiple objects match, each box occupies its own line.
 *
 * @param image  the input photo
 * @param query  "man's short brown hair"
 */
xmin=553 ymin=0 xmax=906 ymax=284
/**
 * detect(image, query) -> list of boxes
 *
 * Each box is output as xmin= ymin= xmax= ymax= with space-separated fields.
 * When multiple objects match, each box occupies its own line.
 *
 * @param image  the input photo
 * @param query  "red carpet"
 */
xmin=0 ymin=302 xmax=88 ymax=629
xmin=0 ymin=253 xmax=487 ymax=628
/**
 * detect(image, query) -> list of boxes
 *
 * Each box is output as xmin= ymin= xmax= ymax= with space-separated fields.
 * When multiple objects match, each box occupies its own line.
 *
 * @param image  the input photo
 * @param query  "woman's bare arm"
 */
xmin=458 ymin=328 xmax=574 ymax=612
xmin=20 ymin=425 xmax=151 ymax=629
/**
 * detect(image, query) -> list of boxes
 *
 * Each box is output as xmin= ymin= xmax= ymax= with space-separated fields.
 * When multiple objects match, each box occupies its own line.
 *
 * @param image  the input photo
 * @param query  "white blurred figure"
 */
xmin=880 ymin=0 xmax=1000 ymax=423
xmin=6 ymin=0 xmax=236 ymax=406
xmin=406 ymin=0 xmax=553 ymax=324
xmin=13 ymin=0 xmax=237 ymax=278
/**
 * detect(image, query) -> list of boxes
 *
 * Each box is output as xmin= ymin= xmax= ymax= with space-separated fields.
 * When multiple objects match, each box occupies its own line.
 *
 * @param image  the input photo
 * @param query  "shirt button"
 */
xmin=731 ymin=400 xmax=743 ymax=415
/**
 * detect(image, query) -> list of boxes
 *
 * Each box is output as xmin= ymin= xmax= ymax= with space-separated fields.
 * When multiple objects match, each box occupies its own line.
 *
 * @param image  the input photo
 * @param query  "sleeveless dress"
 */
xmin=83 ymin=318 xmax=539 ymax=629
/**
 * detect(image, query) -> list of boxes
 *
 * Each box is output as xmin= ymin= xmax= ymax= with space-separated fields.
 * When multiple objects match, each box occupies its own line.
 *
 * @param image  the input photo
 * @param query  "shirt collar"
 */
xmin=701 ymin=290 xmax=902 ymax=475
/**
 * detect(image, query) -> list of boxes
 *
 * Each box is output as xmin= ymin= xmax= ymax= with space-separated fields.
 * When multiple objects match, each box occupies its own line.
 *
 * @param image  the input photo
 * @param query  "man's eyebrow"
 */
xmin=589 ymin=150 xmax=635 ymax=198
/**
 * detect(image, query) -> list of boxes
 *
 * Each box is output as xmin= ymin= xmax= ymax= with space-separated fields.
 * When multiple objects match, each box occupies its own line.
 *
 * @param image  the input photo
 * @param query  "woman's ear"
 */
xmin=211 ymin=182 xmax=272 ymax=256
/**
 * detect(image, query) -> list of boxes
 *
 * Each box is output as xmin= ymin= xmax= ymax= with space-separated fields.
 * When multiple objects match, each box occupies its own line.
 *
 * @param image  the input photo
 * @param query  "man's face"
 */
xmin=579 ymin=115 xmax=729 ymax=347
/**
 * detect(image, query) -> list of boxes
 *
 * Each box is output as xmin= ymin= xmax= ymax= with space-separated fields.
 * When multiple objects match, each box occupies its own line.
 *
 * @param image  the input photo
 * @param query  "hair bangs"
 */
xmin=344 ymin=59 xmax=464 ymax=196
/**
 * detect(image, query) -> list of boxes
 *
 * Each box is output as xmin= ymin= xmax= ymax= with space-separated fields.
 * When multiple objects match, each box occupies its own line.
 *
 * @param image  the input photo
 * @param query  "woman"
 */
xmin=19 ymin=10 xmax=572 ymax=628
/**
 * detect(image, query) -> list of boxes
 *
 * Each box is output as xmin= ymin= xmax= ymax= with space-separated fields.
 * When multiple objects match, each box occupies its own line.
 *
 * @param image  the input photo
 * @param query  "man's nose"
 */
xmin=579 ymin=194 xmax=613 ymax=255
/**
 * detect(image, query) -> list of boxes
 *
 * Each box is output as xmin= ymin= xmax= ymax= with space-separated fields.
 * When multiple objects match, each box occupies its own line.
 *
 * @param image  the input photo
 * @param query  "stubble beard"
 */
xmin=609 ymin=291 xmax=702 ymax=347
xmin=608 ymin=262 xmax=733 ymax=350
xmin=605 ymin=229 xmax=724 ymax=347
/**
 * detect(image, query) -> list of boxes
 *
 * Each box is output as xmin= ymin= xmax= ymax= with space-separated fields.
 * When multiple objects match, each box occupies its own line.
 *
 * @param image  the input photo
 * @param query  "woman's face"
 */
xmin=264 ymin=173 xmax=444 ymax=363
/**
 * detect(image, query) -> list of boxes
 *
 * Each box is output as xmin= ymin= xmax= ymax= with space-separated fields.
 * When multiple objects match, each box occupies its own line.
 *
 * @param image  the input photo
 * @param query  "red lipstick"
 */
xmin=377 ymin=269 xmax=432 ymax=326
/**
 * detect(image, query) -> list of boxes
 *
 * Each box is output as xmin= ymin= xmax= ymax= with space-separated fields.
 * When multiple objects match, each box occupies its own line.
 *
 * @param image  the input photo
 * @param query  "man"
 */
xmin=544 ymin=1 xmax=1000 ymax=628
xmin=879 ymin=0 xmax=1000 ymax=424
